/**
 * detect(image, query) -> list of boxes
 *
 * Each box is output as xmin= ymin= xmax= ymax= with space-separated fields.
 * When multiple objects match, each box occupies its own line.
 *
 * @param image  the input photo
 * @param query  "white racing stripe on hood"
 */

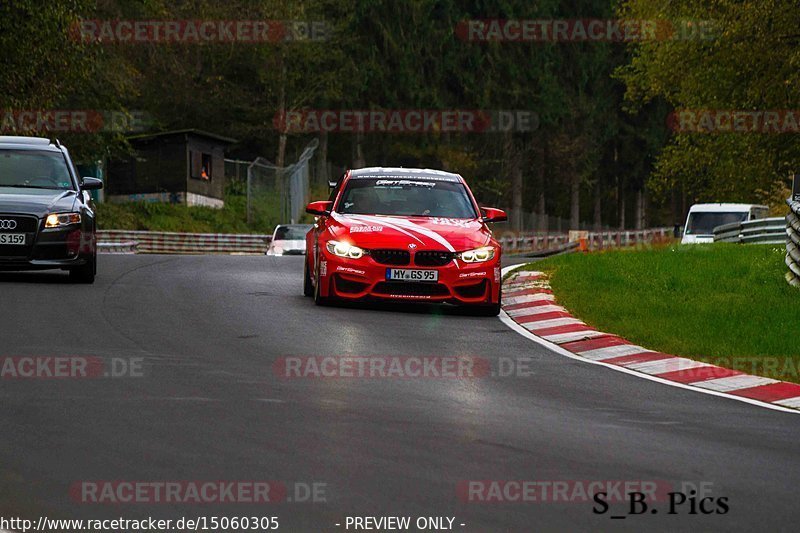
xmin=372 ymin=216 xmax=457 ymax=252
xmin=346 ymin=214 xmax=426 ymax=245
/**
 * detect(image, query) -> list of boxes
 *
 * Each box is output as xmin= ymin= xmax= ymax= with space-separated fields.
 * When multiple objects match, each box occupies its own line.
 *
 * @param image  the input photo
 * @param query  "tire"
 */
xmin=69 ymin=254 xmax=96 ymax=284
xmin=313 ymin=256 xmax=328 ymax=306
xmin=303 ymin=259 xmax=314 ymax=297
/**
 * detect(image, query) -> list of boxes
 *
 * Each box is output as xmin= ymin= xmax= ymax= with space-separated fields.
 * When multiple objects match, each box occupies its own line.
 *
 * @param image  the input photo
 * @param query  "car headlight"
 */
xmin=459 ymin=246 xmax=496 ymax=263
xmin=326 ymin=240 xmax=364 ymax=259
xmin=45 ymin=212 xmax=81 ymax=228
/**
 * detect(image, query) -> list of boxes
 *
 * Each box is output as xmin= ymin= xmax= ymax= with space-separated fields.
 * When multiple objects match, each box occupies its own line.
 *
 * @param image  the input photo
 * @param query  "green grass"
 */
xmin=527 ymin=244 xmax=800 ymax=383
xmin=96 ymin=193 xmax=302 ymax=234
xmin=95 ymin=180 xmax=329 ymax=233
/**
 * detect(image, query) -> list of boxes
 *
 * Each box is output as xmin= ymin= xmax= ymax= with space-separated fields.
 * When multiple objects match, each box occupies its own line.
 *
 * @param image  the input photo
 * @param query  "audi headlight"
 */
xmin=326 ymin=240 xmax=364 ymax=259
xmin=45 ymin=212 xmax=81 ymax=228
xmin=459 ymin=246 xmax=496 ymax=263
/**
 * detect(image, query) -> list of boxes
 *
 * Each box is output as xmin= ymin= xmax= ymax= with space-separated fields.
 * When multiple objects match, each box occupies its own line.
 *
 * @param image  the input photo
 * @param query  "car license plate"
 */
xmin=386 ymin=268 xmax=438 ymax=282
xmin=0 ymin=234 xmax=25 ymax=245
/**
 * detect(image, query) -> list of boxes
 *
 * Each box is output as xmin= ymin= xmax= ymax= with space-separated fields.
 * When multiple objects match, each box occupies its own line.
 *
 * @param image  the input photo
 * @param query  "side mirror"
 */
xmin=481 ymin=207 xmax=507 ymax=223
xmin=80 ymin=177 xmax=103 ymax=191
xmin=306 ymin=200 xmax=333 ymax=216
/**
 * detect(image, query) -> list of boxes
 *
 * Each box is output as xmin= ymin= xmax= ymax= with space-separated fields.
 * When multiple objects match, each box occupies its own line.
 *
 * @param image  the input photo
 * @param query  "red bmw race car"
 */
xmin=303 ymin=167 xmax=507 ymax=315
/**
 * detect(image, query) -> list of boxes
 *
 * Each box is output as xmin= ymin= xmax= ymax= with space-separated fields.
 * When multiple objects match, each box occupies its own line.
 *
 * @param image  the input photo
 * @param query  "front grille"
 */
xmin=370 ymin=249 xmax=410 ymax=266
xmin=414 ymin=251 xmax=454 ymax=266
xmin=0 ymin=214 xmax=39 ymax=233
xmin=454 ymin=280 xmax=488 ymax=299
xmin=373 ymin=281 xmax=450 ymax=297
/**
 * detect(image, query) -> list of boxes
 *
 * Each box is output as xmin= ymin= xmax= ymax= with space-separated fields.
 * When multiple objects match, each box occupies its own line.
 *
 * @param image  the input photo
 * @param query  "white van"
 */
xmin=681 ymin=203 xmax=769 ymax=244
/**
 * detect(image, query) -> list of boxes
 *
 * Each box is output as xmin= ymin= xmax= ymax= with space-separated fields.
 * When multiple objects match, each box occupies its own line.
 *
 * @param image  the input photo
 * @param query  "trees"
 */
xmin=9 ymin=0 xmax=789 ymax=228
xmin=0 ymin=1 xmax=135 ymax=159
xmin=617 ymin=0 xmax=800 ymax=208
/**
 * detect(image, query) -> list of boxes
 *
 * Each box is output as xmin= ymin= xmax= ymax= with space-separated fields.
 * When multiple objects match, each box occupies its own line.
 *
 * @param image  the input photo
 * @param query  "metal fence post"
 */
xmin=246 ymin=165 xmax=252 ymax=225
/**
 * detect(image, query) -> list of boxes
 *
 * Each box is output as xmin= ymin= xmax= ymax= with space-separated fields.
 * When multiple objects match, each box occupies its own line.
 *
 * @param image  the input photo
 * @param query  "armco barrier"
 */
xmin=99 ymin=227 xmax=672 ymax=256
xmin=714 ymin=217 xmax=787 ymax=244
xmin=497 ymin=233 xmax=569 ymax=254
xmin=97 ymin=231 xmax=271 ymax=254
xmin=787 ymin=200 xmax=800 ymax=288
xmin=498 ymin=228 xmax=673 ymax=255
xmin=97 ymin=241 xmax=138 ymax=254
xmin=584 ymin=228 xmax=673 ymax=250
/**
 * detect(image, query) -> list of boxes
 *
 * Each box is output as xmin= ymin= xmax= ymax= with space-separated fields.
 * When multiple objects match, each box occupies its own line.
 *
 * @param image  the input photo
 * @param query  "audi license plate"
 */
xmin=0 ymin=234 xmax=25 ymax=245
xmin=386 ymin=268 xmax=438 ymax=282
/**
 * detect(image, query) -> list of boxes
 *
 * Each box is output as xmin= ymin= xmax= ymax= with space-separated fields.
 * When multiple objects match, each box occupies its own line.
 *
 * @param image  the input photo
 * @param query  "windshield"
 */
xmin=0 ymin=149 xmax=74 ymax=190
xmin=274 ymin=225 xmax=312 ymax=240
xmin=685 ymin=211 xmax=749 ymax=235
xmin=337 ymin=177 xmax=477 ymax=218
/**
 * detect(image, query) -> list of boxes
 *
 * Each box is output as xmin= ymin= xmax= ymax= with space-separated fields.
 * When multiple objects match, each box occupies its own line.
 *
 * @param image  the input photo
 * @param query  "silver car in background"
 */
xmin=266 ymin=224 xmax=313 ymax=256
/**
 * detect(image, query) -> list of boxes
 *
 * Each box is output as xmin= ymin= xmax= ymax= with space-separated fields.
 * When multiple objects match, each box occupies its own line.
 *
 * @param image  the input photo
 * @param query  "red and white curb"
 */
xmin=500 ymin=265 xmax=800 ymax=414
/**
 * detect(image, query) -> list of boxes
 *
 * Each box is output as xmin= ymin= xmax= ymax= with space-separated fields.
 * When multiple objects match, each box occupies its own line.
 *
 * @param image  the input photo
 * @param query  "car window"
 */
xmin=337 ymin=177 xmax=477 ymax=218
xmin=0 ymin=149 xmax=74 ymax=190
xmin=685 ymin=212 xmax=748 ymax=235
xmin=274 ymin=226 xmax=312 ymax=240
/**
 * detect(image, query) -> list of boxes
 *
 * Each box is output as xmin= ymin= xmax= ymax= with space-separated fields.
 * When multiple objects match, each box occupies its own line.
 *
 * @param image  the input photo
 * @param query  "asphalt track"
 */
xmin=1 ymin=255 xmax=799 ymax=532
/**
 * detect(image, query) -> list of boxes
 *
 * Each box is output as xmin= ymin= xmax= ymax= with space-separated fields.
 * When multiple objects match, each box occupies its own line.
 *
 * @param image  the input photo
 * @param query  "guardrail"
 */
xmin=98 ymin=227 xmax=672 ymax=256
xmin=497 ymin=233 xmax=569 ymax=254
xmin=97 ymin=231 xmax=272 ymax=254
xmin=787 ymin=200 xmax=800 ymax=288
xmin=713 ymin=217 xmax=787 ymax=244
xmin=583 ymin=228 xmax=674 ymax=250
xmin=97 ymin=241 xmax=138 ymax=254
xmin=498 ymin=228 xmax=673 ymax=255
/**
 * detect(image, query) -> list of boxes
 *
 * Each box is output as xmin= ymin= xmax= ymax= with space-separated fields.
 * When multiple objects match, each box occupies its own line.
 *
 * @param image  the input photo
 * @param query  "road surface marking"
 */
xmin=693 ymin=375 xmax=780 ymax=392
xmin=578 ymin=344 xmax=653 ymax=361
